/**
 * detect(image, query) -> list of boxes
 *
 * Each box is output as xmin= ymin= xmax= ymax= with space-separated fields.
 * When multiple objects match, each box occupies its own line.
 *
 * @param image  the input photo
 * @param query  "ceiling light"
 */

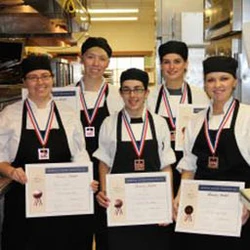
xmin=88 ymin=9 xmax=139 ymax=14
xmin=81 ymin=17 xmax=138 ymax=22
xmin=92 ymin=17 xmax=138 ymax=21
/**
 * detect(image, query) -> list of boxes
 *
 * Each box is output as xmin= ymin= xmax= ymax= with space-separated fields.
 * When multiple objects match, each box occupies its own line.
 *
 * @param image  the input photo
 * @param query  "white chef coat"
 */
xmin=0 ymin=98 xmax=90 ymax=163
xmin=93 ymin=108 xmax=176 ymax=170
xmin=76 ymin=79 xmax=124 ymax=114
xmin=177 ymin=97 xmax=250 ymax=173
xmin=147 ymin=82 xmax=210 ymax=117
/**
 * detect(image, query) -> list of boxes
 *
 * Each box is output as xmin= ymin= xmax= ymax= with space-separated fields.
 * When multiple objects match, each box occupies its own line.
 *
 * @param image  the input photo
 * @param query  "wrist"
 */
xmin=8 ymin=167 xmax=16 ymax=179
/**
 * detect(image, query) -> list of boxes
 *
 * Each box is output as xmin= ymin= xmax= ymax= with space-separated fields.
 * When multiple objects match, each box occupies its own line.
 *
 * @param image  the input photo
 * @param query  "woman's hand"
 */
xmin=242 ymin=205 xmax=250 ymax=225
xmin=90 ymin=180 xmax=99 ymax=193
xmin=96 ymin=191 xmax=110 ymax=208
xmin=10 ymin=167 xmax=27 ymax=185
xmin=173 ymin=195 xmax=180 ymax=221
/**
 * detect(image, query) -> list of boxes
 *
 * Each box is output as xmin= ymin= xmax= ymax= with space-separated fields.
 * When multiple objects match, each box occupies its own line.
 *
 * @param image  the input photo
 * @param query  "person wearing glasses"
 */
xmin=174 ymin=56 xmax=250 ymax=249
xmin=75 ymin=37 xmax=123 ymax=250
xmin=0 ymin=54 xmax=97 ymax=250
xmin=93 ymin=68 xmax=176 ymax=250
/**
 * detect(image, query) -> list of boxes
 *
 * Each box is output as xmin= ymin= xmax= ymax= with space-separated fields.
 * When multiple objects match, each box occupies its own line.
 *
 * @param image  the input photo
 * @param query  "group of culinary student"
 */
xmin=0 ymin=37 xmax=249 ymax=250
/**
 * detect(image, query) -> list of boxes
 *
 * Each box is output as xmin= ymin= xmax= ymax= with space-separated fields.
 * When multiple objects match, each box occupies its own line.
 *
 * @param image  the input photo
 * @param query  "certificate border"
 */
xmin=106 ymin=171 xmax=173 ymax=227
xmin=175 ymin=179 xmax=245 ymax=237
xmin=25 ymin=161 xmax=93 ymax=218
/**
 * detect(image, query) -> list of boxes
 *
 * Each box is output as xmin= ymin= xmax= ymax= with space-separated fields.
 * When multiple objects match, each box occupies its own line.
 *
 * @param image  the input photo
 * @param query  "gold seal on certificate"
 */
xmin=170 ymin=130 xmax=176 ymax=141
xmin=208 ymin=156 xmax=219 ymax=169
xmin=134 ymin=159 xmax=145 ymax=171
xmin=38 ymin=148 xmax=50 ymax=160
xmin=85 ymin=126 xmax=95 ymax=137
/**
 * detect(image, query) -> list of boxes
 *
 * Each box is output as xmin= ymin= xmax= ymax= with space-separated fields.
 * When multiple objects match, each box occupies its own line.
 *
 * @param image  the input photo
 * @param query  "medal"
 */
xmin=80 ymin=81 xmax=108 ymax=138
xmin=122 ymin=110 xmax=149 ymax=171
xmin=204 ymin=99 xmax=236 ymax=169
xmin=134 ymin=159 xmax=145 ymax=171
xmin=208 ymin=156 xmax=219 ymax=169
xmin=38 ymin=148 xmax=50 ymax=160
xmin=26 ymin=99 xmax=54 ymax=160
xmin=85 ymin=126 xmax=95 ymax=137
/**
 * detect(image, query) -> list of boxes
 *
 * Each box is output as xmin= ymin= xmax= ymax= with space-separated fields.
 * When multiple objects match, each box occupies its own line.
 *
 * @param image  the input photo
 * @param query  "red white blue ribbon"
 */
xmin=162 ymin=82 xmax=187 ymax=130
xmin=25 ymin=99 xmax=55 ymax=147
xmin=204 ymin=99 xmax=236 ymax=155
xmin=122 ymin=109 xmax=149 ymax=158
xmin=79 ymin=82 xmax=108 ymax=126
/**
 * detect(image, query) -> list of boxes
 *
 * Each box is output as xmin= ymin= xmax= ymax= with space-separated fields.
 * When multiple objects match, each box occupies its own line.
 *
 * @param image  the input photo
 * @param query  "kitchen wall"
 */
xmin=42 ymin=1 xmax=155 ymax=55
xmin=26 ymin=0 xmax=205 ymax=86
xmin=156 ymin=0 xmax=203 ymax=42
xmin=81 ymin=9 xmax=155 ymax=53
xmin=44 ymin=0 xmax=204 ymax=55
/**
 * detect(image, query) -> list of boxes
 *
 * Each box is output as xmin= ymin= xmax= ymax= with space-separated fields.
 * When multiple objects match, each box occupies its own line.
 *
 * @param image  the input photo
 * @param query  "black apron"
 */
xmin=183 ymin=99 xmax=250 ymax=249
xmin=77 ymin=82 xmax=110 ymax=181
xmin=155 ymin=84 xmax=192 ymax=196
xmin=2 ymin=103 xmax=92 ymax=250
xmin=108 ymin=111 xmax=172 ymax=250
xmin=77 ymin=81 xmax=110 ymax=250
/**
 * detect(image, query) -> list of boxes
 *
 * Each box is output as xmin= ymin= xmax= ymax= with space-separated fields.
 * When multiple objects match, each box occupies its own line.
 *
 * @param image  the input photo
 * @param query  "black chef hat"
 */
xmin=203 ymin=56 xmax=238 ymax=79
xmin=21 ymin=54 xmax=52 ymax=77
xmin=81 ymin=37 xmax=112 ymax=58
xmin=158 ymin=40 xmax=188 ymax=62
xmin=120 ymin=68 xmax=149 ymax=89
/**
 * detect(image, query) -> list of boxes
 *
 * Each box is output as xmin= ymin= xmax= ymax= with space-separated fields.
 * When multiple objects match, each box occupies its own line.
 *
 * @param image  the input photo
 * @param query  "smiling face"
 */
xmin=120 ymin=80 xmax=149 ymax=117
xmin=204 ymin=72 xmax=237 ymax=105
xmin=161 ymin=53 xmax=188 ymax=86
xmin=81 ymin=47 xmax=110 ymax=80
xmin=24 ymin=69 xmax=53 ymax=104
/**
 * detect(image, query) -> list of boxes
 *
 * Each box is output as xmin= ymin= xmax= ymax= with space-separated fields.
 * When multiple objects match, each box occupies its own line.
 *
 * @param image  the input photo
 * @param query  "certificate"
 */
xmin=22 ymin=86 xmax=80 ymax=114
xmin=175 ymin=180 xmax=245 ymax=237
xmin=25 ymin=162 xmax=94 ymax=218
xmin=175 ymin=104 xmax=207 ymax=151
xmin=51 ymin=87 xmax=80 ymax=114
xmin=106 ymin=172 xmax=173 ymax=227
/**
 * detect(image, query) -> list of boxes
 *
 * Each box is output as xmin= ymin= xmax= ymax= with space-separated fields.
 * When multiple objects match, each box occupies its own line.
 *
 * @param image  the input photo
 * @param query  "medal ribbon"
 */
xmin=162 ymin=83 xmax=187 ymax=129
xmin=25 ymin=99 xmax=55 ymax=147
xmin=122 ymin=109 xmax=149 ymax=158
xmin=79 ymin=82 xmax=108 ymax=126
xmin=204 ymin=99 xmax=236 ymax=155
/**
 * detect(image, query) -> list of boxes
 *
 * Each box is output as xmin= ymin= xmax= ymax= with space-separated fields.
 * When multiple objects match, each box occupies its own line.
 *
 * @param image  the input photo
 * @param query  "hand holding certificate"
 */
xmin=106 ymin=172 xmax=173 ymax=227
xmin=25 ymin=162 xmax=94 ymax=218
xmin=240 ymin=188 xmax=250 ymax=210
xmin=175 ymin=180 xmax=245 ymax=237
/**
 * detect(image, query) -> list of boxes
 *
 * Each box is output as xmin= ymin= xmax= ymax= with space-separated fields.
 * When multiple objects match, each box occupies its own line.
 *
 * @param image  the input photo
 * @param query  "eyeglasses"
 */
xmin=120 ymin=87 xmax=146 ymax=95
xmin=25 ymin=74 xmax=53 ymax=82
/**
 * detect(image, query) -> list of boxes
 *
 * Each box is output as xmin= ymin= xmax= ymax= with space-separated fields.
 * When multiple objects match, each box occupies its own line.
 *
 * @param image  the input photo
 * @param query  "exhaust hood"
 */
xmin=0 ymin=0 xmax=90 ymax=46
